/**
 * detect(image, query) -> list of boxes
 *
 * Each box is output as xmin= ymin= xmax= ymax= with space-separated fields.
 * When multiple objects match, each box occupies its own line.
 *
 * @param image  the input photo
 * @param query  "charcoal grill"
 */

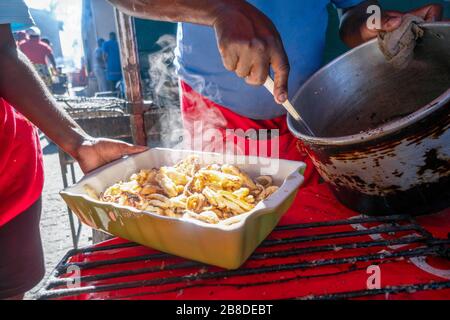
xmin=37 ymin=182 xmax=450 ymax=300
xmin=57 ymin=97 xmax=132 ymax=140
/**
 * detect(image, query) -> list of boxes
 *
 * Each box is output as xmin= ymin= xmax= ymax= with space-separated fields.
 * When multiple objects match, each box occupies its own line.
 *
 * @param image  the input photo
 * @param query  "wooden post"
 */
xmin=114 ymin=9 xmax=147 ymax=146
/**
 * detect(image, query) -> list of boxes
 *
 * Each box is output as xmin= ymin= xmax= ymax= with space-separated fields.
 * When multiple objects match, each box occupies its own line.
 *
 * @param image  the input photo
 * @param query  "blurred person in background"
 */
xmin=40 ymin=37 xmax=51 ymax=48
xmin=102 ymin=32 xmax=122 ymax=91
xmin=13 ymin=30 xmax=27 ymax=45
xmin=93 ymin=38 xmax=108 ymax=92
xmin=0 ymin=0 xmax=147 ymax=300
xmin=19 ymin=26 xmax=56 ymax=88
xmin=40 ymin=38 xmax=59 ymax=83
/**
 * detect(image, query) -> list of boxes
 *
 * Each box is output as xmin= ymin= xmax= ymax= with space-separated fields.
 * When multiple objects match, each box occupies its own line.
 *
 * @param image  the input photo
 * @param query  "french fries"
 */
xmin=94 ymin=156 xmax=279 ymax=224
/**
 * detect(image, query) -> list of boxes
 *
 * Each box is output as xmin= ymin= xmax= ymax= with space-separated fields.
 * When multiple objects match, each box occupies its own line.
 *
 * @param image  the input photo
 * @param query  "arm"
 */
xmin=0 ymin=24 xmax=147 ymax=173
xmin=339 ymin=0 xmax=443 ymax=48
xmin=47 ymin=51 xmax=57 ymax=70
xmin=100 ymin=49 xmax=106 ymax=65
xmin=108 ymin=0 xmax=290 ymax=104
xmin=102 ymin=43 xmax=108 ymax=63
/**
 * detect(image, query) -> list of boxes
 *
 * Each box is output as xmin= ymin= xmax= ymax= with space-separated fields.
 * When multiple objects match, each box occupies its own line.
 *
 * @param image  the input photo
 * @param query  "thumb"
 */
xmin=271 ymin=48 xmax=290 ymax=104
xmin=408 ymin=4 xmax=443 ymax=22
xmin=381 ymin=15 xmax=403 ymax=32
xmin=120 ymin=143 xmax=149 ymax=156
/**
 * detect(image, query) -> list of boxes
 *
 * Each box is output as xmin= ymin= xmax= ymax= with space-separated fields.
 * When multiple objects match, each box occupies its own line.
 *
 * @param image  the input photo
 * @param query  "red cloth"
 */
xmin=50 ymin=82 xmax=449 ymax=300
xmin=19 ymin=38 xmax=52 ymax=65
xmin=57 ymin=192 xmax=450 ymax=300
xmin=180 ymin=80 xmax=320 ymax=186
xmin=0 ymin=98 xmax=44 ymax=227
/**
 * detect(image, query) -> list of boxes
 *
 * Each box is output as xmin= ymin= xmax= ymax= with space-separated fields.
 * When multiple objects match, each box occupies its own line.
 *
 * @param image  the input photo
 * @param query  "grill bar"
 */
xmin=110 ymin=265 xmax=375 ymax=300
xmin=49 ymin=236 xmax=430 ymax=287
xmin=74 ymin=242 xmax=140 ymax=254
xmin=112 ymin=278 xmax=450 ymax=300
xmin=56 ymin=252 xmax=172 ymax=275
xmin=54 ymin=242 xmax=142 ymax=276
xmin=39 ymin=214 xmax=450 ymax=300
xmin=262 ymin=224 xmax=420 ymax=247
xmin=274 ymin=214 xmax=411 ymax=231
xmin=56 ymin=224 xmax=422 ymax=273
xmin=301 ymin=281 xmax=450 ymax=300
xmin=61 ymin=215 xmax=416 ymax=259
xmin=39 ymin=244 xmax=447 ymax=300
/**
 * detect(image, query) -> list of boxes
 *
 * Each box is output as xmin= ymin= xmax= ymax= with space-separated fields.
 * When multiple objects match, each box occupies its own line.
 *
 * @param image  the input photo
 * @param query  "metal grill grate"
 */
xmin=37 ymin=214 xmax=450 ymax=300
xmin=56 ymin=97 xmax=129 ymax=119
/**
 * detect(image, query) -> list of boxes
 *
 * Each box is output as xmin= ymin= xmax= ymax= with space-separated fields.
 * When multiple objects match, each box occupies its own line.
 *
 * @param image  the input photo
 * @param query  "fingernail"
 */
xmin=278 ymin=93 xmax=287 ymax=103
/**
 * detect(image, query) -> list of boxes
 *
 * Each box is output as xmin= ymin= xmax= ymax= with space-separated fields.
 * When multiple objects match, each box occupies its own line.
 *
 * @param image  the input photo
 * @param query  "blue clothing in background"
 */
xmin=175 ymin=0 xmax=365 ymax=120
xmin=103 ymin=39 xmax=122 ymax=82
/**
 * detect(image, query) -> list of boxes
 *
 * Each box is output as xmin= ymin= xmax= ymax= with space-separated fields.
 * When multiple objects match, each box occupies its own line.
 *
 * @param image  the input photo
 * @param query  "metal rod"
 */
xmin=274 ymin=214 xmax=411 ymax=231
xmin=57 ymin=252 xmax=175 ymax=273
xmin=301 ymin=281 xmax=450 ymax=300
xmin=56 ymin=224 xmax=420 ymax=272
xmin=38 ymin=215 xmax=450 ymax=300
xmin=262 ymin=224 xmax=421 ymax=247
xmin=112 ymin=273 xmax=450 ymax=301
xmin=39 ymin=245 xmax=445 ymax=299
xmin=58 ymin=148 xmax=78 ymax=249
xmin=111 ymin=266 xmax=369 ymax=300
xmin=71 ymin=242 xmax=139 ymax=255
xmin=49 ymin=237 xmax=428 ymax=287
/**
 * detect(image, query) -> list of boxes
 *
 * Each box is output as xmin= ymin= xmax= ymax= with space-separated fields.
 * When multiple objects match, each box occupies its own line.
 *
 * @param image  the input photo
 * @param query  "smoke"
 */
xmin=147 ymin=35 xmax=179 ymax=108
xmin=145 ymin=34 xmax=228 ymax=152
xmin=144 ymin=34 xmax=280 ymax=174
xmin=145 ymin=35 xmax=183 ymax=148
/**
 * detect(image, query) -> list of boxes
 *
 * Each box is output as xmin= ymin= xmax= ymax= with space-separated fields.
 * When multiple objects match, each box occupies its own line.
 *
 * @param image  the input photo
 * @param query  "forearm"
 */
xmin=339 ymin=0 xmax=379 ymax=48
xmin=108 ymin=0 xmax=235 ymax=26
xmin=48 ymin=53 xmax=57 ymax=69
xmin=0 ymin=43 xmax=89 ymax=159
xmin=109 ymin=0 xmax=291 ymax=103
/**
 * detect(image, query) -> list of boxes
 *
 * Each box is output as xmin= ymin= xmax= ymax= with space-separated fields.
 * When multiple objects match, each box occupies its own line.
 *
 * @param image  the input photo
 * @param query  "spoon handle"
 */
xmin=263 ymin=77 xmax=301 ymax=121
xmin=264 ymin=77 xmax=316 ymax=136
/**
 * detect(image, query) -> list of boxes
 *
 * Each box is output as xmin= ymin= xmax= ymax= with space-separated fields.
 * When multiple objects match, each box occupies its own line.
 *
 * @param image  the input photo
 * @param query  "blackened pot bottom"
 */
xmin=331 ymin=175 xmax=450 ymax=216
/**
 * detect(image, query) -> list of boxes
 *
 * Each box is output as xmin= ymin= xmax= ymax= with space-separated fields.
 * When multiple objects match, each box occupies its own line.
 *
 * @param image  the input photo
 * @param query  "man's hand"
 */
xmin=360 ymin=4 xmax=443 ymax=42
xmin=108 ymin=0 xmax=290 ymax=104
xmin=75 ymin=138 xmax=148 ymax=174
xmin=213 ymin=2 xmax=290 ymax=104
xmin=340 ymin=1 xmax=443 ymax=48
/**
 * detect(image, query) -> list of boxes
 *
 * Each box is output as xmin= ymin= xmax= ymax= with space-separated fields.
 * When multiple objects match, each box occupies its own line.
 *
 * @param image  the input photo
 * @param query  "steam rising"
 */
xmin=145 ymin=34 xmax=227 ymax=151
xmin=144 ymin=34 xmax=280 ymax=174
xmin=147 ymin=35 xmax=179 ymax=108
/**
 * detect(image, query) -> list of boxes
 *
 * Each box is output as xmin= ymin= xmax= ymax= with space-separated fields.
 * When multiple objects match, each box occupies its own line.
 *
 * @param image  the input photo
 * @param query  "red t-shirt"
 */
xmin=0 ymin=98 xmax=44 ymax=227
xmin=19 ymin=38 xmax=52 ymax=65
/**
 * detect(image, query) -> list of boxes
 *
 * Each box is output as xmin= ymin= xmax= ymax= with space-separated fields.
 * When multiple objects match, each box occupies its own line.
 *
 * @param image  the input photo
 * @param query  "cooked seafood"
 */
xmin=87 ymin=156 xmax=279 ymax=224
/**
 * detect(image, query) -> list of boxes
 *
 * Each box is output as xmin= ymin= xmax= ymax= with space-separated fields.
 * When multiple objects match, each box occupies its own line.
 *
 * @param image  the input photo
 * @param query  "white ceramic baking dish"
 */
xmin=61 ymin=148 xmax=306 ymax=269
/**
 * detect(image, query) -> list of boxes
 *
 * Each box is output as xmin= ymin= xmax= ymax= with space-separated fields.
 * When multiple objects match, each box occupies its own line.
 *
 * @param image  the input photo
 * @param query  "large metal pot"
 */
xmin=288 ymin=22 xmax=450 ymax=216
